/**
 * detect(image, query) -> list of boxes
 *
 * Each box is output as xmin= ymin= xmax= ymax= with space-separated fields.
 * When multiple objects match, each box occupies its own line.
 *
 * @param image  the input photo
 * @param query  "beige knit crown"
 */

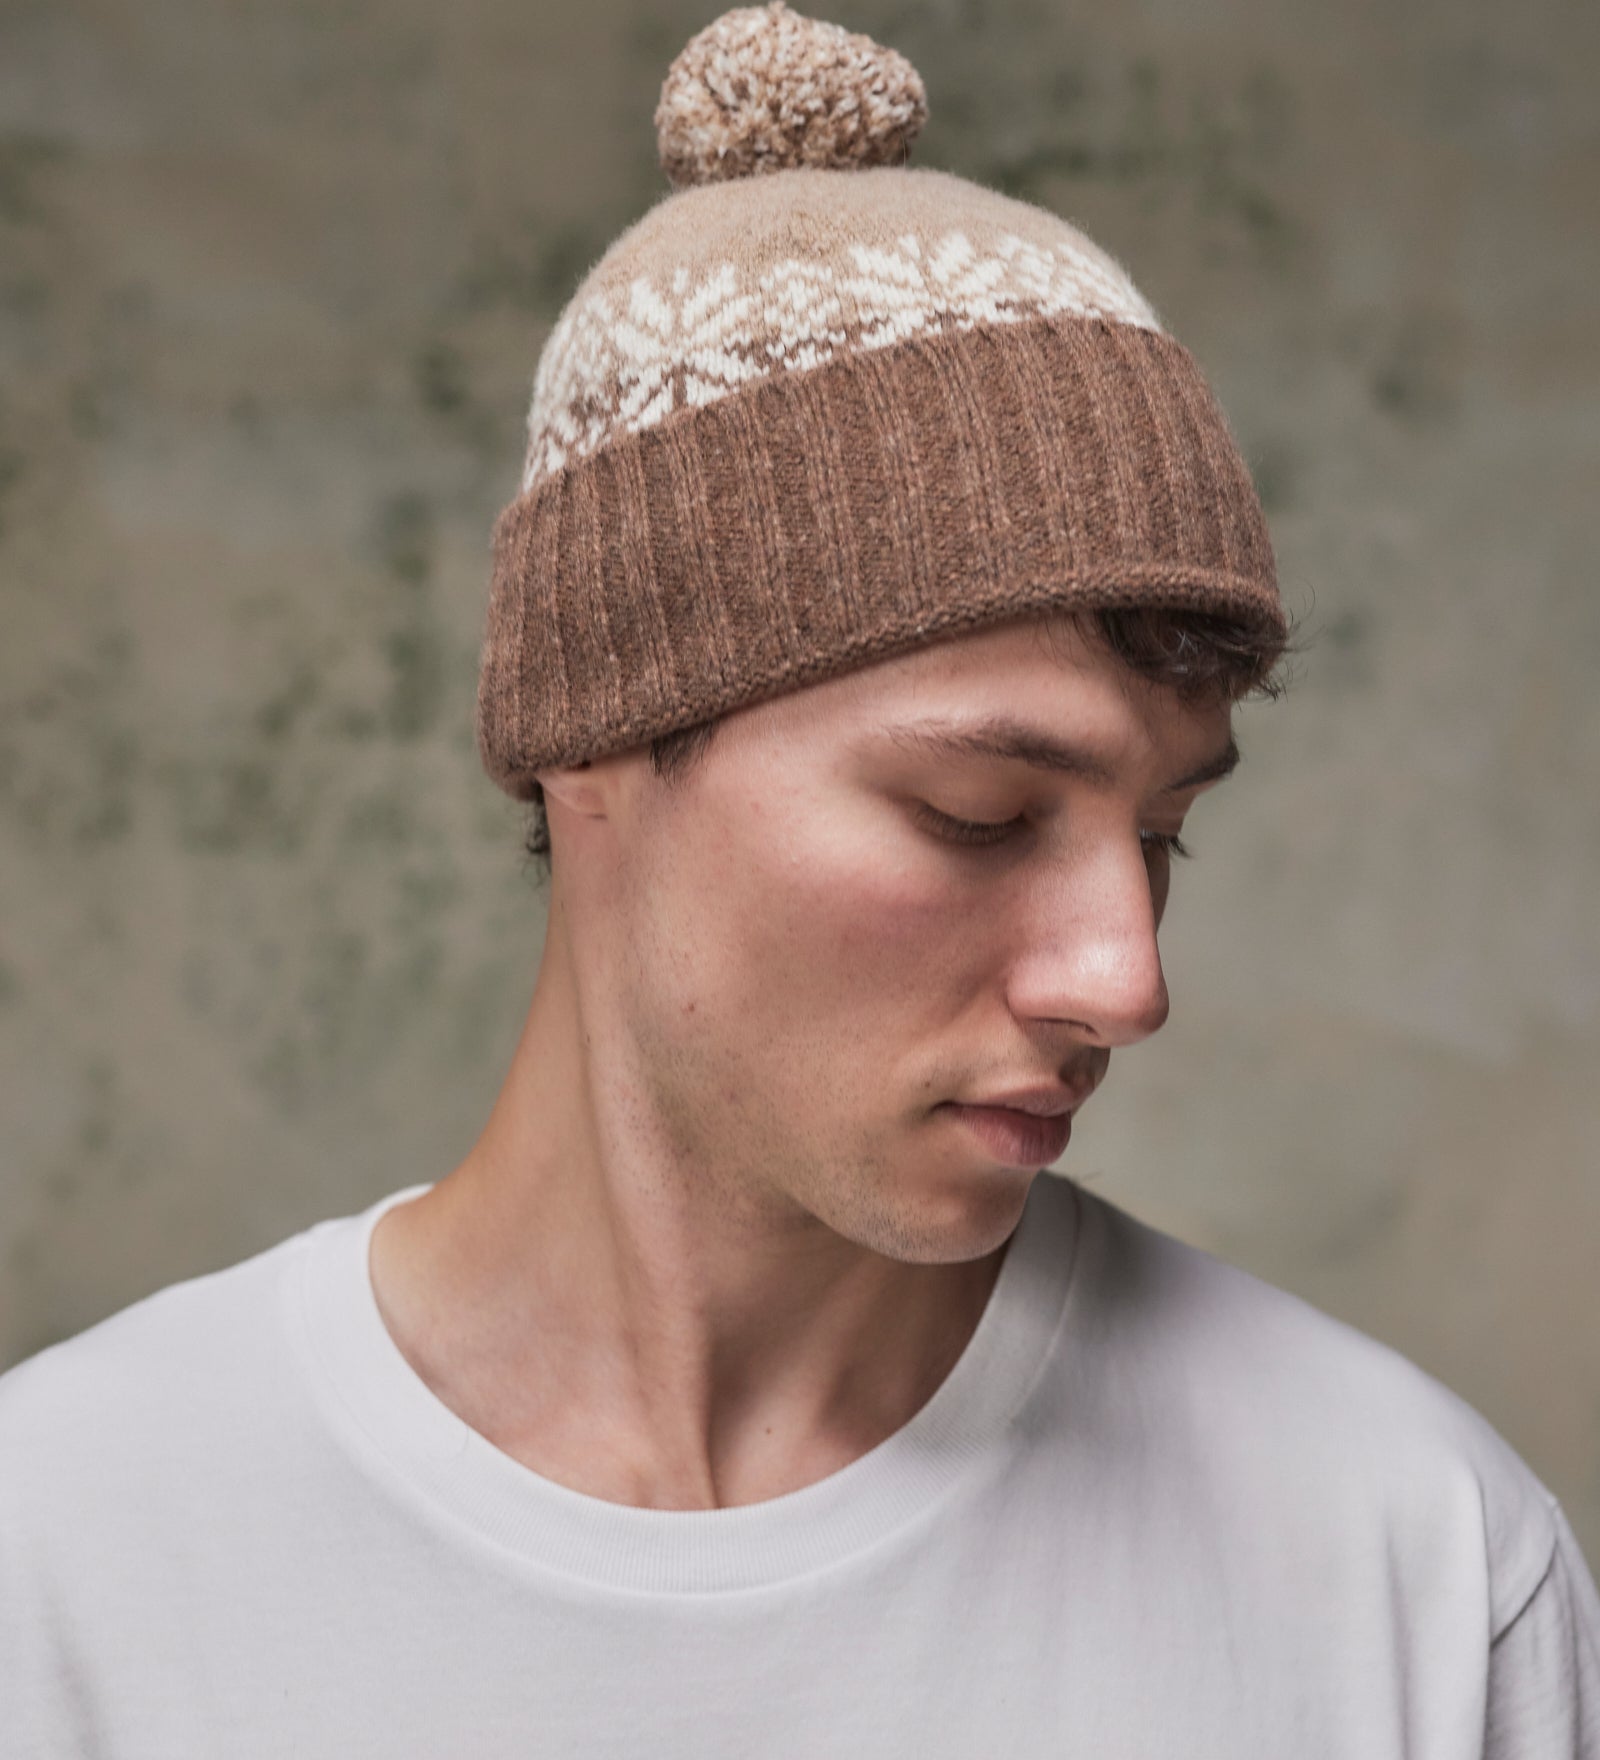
xmin=477 ymin=2 xmax=1284 ymax=796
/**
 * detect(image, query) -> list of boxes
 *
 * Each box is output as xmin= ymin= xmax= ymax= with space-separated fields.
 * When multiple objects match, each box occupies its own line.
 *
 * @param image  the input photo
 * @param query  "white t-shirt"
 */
xmin=2 ymin=1171 xmax=1597 ymax=1758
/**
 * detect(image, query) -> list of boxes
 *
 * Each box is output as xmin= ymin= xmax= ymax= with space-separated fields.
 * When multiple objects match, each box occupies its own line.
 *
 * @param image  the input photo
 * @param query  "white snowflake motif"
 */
xmin=525 ymin=262 xmax=771 ymax=487
xmin=521 ymin=227 xmax=1162 ymax=489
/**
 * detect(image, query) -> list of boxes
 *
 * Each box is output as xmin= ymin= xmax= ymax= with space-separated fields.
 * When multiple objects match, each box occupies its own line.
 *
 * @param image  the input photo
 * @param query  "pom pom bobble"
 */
xmin=655 ymin=1 xmax=928 ymax=189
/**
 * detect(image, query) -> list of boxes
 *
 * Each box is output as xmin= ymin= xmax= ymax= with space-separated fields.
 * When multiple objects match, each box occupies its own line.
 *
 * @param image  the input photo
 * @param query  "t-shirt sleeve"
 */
xmin=1484 ymin=1499 xmax=1600 ymax=1758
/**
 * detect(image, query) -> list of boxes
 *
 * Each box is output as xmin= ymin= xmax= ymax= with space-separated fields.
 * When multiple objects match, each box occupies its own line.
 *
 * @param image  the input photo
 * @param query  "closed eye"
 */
xmin=913 ymin=803 xmax=1193 ymax=861
xmin=911 ymin=804 xmax=1024 ymax=847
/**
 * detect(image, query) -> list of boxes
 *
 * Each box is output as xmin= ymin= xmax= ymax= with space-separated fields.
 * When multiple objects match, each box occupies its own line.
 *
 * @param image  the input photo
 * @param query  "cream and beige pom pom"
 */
xmin=655 ymin=1 xmax=928 ymax=189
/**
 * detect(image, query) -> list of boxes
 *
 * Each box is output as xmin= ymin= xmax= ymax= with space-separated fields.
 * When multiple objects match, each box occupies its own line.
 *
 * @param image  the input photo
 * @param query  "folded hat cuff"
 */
xmin=477 ymin=312 xmax=1284 ymax=795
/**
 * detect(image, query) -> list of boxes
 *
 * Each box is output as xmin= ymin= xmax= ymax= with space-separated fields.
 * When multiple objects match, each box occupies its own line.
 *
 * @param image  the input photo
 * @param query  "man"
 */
xmin=4 ymin=5 xmax=1597 ymax=1755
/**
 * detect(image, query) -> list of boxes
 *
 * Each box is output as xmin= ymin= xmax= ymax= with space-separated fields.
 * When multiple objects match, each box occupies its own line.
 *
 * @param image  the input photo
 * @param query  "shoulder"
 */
xmin=0 ymin=1223 xmax=316 ymax=1513
xmin=1072 ymin=1182 xmax=1563 ymax=1639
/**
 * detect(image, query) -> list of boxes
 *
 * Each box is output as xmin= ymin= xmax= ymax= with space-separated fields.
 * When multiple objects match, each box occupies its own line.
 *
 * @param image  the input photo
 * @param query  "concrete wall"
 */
xmin=3 ymin=0 xmax=1596 ymax=1562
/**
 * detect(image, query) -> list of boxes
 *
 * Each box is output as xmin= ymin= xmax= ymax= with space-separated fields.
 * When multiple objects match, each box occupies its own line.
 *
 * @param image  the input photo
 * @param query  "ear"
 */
xmin=535 ymin=760 xmax=596 ymax=812
xmin=535 ymin=753 xmax=634 ymax=823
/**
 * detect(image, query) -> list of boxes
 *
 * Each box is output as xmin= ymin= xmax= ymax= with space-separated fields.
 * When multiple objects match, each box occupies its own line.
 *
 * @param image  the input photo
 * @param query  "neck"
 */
xmin=367 ymin=888 xmax=1016 ymax=1511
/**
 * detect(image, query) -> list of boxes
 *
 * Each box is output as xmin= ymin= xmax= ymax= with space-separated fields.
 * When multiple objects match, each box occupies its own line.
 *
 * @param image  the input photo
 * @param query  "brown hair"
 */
xmin=521 ymin=603 xmax=1293 ymax=879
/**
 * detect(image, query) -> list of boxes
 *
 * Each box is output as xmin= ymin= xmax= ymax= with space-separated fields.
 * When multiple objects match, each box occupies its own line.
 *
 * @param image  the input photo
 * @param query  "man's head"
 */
xmin=470 ymin=4 xmax=1294 ymax=1254
xmin=517 ymin=604 xmax=1279 ymax=1261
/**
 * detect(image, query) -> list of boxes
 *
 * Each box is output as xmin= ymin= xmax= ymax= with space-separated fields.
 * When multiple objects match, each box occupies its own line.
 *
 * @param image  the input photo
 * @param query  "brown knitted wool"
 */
xmin=476 ymin=6 xmax=1285 ymax=797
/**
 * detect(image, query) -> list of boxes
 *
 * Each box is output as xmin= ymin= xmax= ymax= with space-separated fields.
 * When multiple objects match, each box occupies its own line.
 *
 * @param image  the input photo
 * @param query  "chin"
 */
xmin=856 ymin=1163 xmax=1038 ymax=1266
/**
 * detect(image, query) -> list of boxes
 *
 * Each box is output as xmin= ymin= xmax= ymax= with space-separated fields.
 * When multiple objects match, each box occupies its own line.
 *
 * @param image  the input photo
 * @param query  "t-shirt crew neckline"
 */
xmin=292 ymin=1169 xmax=1087 ymax=1596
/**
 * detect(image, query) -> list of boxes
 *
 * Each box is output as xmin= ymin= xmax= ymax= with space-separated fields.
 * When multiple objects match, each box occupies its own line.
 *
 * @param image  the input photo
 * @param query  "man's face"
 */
xmin=561 ymin=613 xmax=1237 ymax=1263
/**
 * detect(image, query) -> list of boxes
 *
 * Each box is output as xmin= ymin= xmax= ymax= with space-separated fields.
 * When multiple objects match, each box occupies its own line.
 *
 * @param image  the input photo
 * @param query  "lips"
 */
xmin=941 ymin=1102 xmax=1074 ymax=1166
xmin=956 ymin=1083 xmax=1092 ymax=1118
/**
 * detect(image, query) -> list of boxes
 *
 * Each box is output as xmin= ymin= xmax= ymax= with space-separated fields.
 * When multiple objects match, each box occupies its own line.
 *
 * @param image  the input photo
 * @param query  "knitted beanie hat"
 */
xmin=477 ymin=1 xmax=1285 ymax=796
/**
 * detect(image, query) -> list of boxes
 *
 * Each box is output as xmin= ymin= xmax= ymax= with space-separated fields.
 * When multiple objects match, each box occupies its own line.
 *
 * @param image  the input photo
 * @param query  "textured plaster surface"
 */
xmin=2 ymin=0 xmax=1596 ymax=1561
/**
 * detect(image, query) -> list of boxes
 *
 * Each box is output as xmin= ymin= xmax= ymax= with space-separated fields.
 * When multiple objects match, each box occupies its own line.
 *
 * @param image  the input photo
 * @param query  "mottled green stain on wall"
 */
xmin=375 ymin=490 xmax=433 ymax=588
xmin=0 ymin=133 xmax=70 ymax=226
xmin=372 ymin=490 xmax=448 ymax=740
xmin=253 ymin=661 xmax=320 ymax=744
xmin=245 ymin=840 xmax=464 ymax=1112
xmin=1367 ymin=306 xmax=1465 ymax=426
xmin=1 ymin=630 xmax=141 ymax=850
xmin=167 ymin=752 xmax=315 ymax=857
xmin=0 ymin=443 xmax=24 ymax=535
xmin=414 ymin=340 xmax=469 ymax=418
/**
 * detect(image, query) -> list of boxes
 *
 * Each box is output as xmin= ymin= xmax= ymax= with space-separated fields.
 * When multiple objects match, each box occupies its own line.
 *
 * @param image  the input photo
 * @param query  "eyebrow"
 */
xmin=881 ymin=718 xmax=1241 ymax=794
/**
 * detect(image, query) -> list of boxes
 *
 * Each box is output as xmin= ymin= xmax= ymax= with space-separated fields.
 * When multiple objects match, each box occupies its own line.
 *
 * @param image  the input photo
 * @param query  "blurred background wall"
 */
xmin=2 ymin=0 xmax=1596 ymax=1559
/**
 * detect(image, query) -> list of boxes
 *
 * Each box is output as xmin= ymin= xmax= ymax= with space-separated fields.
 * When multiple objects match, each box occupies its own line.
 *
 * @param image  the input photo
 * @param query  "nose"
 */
xmin=1004 ymin=840 xmax=1171 ymax=1048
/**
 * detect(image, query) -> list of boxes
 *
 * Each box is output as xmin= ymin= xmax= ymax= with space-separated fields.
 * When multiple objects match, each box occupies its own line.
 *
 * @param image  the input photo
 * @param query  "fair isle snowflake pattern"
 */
xmin=520 ymin=229 xmax=1164 ymax=491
